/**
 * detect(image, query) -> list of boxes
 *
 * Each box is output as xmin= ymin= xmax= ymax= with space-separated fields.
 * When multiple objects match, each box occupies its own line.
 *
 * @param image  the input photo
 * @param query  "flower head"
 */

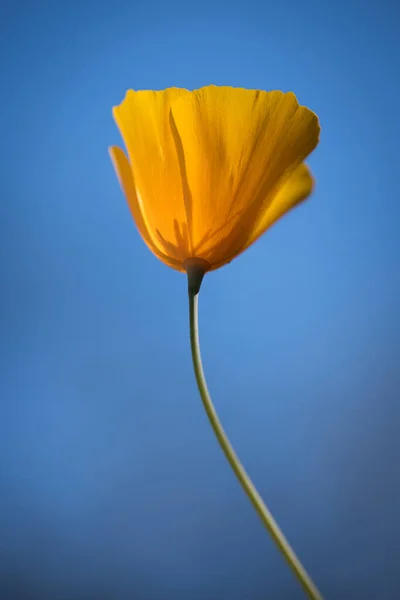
xmin=109 ymin=85 xmax=319 ymax=273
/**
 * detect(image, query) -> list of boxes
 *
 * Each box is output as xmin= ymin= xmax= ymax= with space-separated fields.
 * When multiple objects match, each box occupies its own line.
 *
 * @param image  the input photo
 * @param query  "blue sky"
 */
xmin=1 ymin=1 xmax=399 ymax=598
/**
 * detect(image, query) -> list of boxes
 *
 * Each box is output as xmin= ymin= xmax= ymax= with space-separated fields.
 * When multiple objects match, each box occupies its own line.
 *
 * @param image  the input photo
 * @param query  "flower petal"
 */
xmin=246 ymin=162 xmax=315 ymax=247
xmin=112 ymin=88 xmax=192 ymax=262
xmin=170 ymin=86 xmax=320 ymax=266
xmin=204 ymin=163 xmax=315 ymax=271
xmin=109 ymin=145 xmax=182 ymax=270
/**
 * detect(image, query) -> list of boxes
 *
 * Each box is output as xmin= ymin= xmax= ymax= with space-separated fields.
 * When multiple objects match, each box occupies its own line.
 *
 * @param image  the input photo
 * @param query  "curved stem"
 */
xmin=188 ymin=290 xmax=323 ymax=600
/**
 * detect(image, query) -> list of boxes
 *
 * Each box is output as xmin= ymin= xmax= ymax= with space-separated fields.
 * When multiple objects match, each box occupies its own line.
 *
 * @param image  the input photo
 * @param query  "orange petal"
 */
xmin=206 ymin=163 xmax=315 ymax=271
xmin=112 ymin=88 xmax=192 ymax=263
xmin=247 ymin=163 xmax=315 ymax=245
xmin=109 ymin=145 xmax=182 ymax=270
xmin=169 ymin=86 xmax=320 ymax=266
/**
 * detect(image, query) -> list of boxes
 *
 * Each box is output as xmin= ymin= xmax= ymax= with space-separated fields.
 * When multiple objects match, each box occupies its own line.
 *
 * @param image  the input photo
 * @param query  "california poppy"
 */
xmin=109 ymin=86 xmax=319 ymax=274
xmin=109 ymin=85 xmax=322 ymax=600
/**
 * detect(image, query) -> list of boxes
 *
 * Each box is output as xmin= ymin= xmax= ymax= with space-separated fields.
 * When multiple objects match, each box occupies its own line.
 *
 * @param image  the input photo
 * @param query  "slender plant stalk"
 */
xmin=187 ymin=281 xmax=323 ymax=600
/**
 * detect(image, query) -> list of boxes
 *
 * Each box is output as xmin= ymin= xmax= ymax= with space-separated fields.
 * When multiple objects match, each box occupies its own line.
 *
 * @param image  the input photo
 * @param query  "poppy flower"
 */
xmin=109 ymin=85 xmax=319 ymax=274
xmin=108 ymin=85 xmax=323 ymax=600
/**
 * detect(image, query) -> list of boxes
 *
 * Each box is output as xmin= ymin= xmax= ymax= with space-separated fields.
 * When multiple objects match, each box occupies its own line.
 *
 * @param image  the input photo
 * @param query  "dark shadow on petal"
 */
xmin=193 ymin=204 xmax=247 ymax=255
xmin=156 ymin=228 xmax=180 ymax=258
xmin=169 ymin=111 xmax=193 ymax=252
xmin=155 ymin=219 xmax=191 ymax=261
xmin=174 ymin=219 xmax=189 ymax=253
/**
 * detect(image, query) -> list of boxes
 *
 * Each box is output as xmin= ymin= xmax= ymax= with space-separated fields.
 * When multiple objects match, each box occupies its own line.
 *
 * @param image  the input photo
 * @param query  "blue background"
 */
xmin=1 ymin=1 xmax=399 ymax=598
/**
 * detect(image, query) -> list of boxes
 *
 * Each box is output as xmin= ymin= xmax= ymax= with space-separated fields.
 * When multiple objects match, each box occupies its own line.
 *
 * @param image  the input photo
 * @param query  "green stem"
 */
xmin=188 ymin=287 xmax=323 ymax=600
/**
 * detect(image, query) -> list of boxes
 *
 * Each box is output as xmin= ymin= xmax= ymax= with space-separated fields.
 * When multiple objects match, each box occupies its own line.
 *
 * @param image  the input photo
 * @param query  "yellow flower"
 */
xmin=109 ymin=85 xmax=320 ymax=273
